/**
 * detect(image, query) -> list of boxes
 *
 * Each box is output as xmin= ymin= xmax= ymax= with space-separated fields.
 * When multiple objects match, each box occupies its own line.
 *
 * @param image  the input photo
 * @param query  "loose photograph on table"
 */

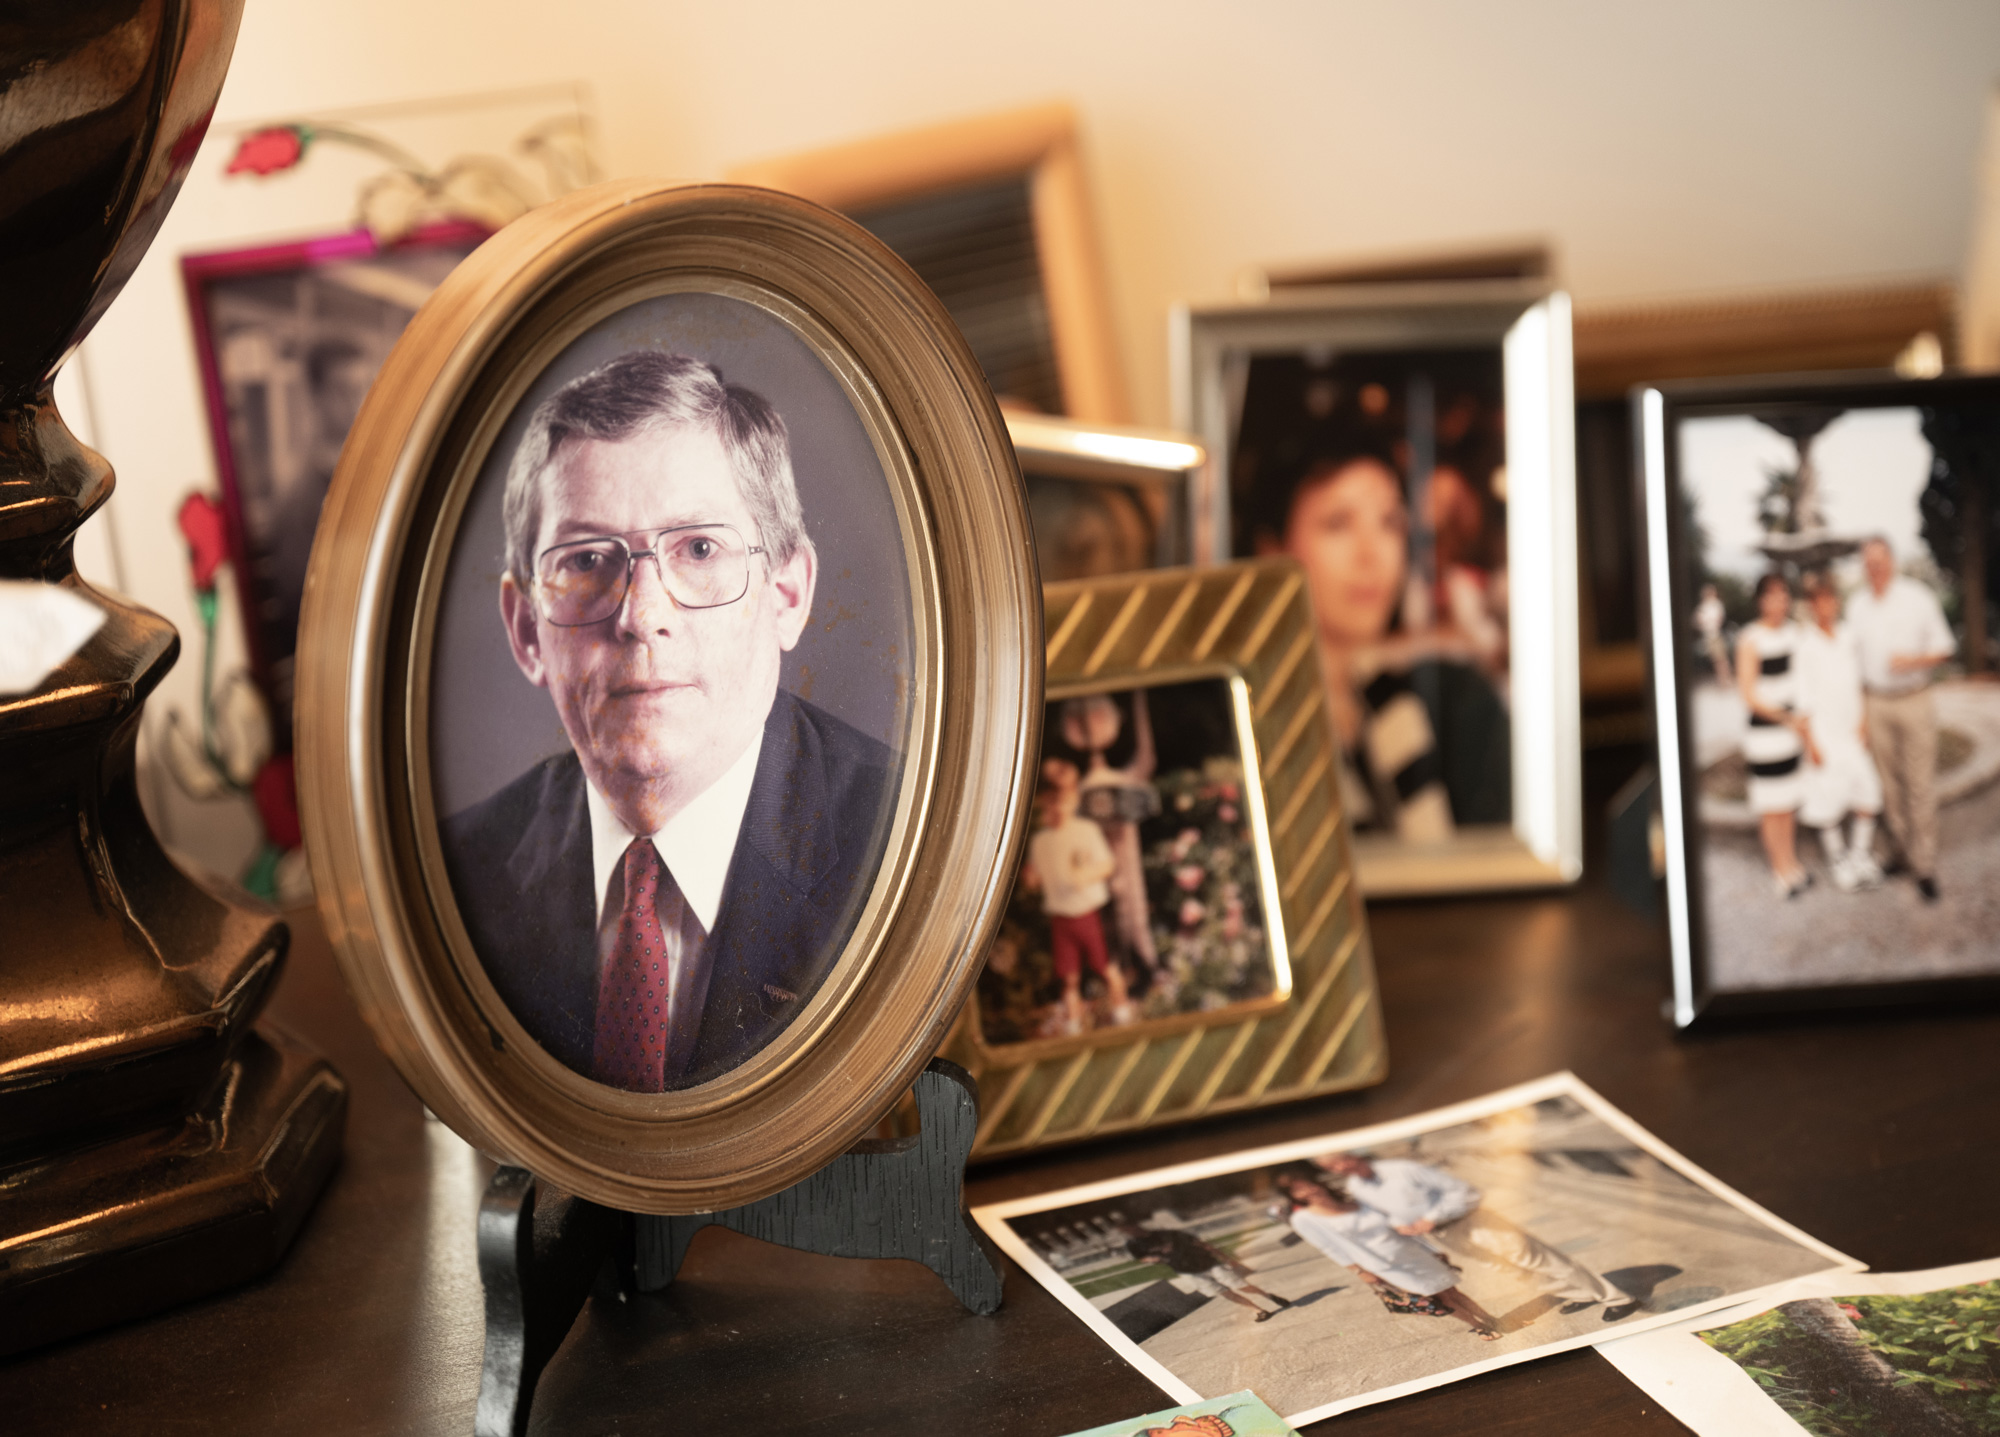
xmin=975 ymin=1072 xmax=1858 ymax=1426
xmin=1174 ymin=289 xmax=1581 ymax=895
xmin=1643 ymin=375 xmax=2000 ymax=1019
xmin=975 ymin=675 xmax=1286 ymax=1047
xmin=1600 ymin=1256 xmax=2000 ymax=1437
xmin=1059 ymin=1389 xmax=1299 ymax=1437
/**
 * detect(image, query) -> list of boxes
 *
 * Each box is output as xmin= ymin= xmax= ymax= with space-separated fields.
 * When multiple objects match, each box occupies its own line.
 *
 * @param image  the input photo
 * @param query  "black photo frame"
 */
xmin=1638 ymin=372 xmax=2000 ymax=1024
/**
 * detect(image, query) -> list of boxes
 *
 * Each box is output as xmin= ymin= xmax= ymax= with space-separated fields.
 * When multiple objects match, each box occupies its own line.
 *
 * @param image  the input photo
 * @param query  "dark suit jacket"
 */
xmin=440 ymin=689 xmax=895 ymax=1090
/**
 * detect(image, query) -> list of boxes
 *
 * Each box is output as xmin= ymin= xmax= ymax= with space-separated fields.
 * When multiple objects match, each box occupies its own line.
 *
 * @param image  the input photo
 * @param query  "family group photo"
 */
xmin=985 ymin=1082 xmax=1849 ymax=1423
xmin=1225 ymin=347 xmax=1512 ymax=846
xmin=975 ymin=677 xmax=1281 ymax=1046
xmin=1677 ymin=401 xmax=2000 ymax=993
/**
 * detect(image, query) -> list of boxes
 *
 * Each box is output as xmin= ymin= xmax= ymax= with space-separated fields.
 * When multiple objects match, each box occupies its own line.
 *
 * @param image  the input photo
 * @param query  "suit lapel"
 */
xmin=681 ymin=692 xmax=835 ymax=1083
xmin=738 ymin=689 xmax=839 ymax=895
xmin=499 ymin=755 xmax=599 ymax=1065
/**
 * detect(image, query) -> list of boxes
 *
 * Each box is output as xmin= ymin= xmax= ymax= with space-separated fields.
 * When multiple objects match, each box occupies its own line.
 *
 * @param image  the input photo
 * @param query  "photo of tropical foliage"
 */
xmin=1702 ymin=1280 xmax=2000 ymax=1434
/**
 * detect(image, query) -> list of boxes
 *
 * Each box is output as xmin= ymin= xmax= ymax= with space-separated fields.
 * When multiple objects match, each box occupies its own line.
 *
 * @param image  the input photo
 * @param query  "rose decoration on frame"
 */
xmin=221 ymin=110 xmax=599 ymax=242
xmin=159 ymin=492 xmax=304 ymax=903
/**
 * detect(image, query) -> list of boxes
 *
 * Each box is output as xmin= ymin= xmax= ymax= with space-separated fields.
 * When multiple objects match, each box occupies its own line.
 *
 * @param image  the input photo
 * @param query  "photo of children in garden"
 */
xmin=975 ymin=677 xmax=1281 ymax=1046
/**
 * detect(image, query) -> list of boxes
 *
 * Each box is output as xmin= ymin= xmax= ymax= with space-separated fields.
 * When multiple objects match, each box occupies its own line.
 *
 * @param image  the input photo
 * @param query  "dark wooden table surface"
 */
xmin=6 ymin=865 xmax=1998 ymax=1434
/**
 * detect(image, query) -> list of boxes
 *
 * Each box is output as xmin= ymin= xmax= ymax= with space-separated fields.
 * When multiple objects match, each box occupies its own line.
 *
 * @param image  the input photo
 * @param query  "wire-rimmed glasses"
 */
xmin=533 ymin=523 xmax=765 ymax=626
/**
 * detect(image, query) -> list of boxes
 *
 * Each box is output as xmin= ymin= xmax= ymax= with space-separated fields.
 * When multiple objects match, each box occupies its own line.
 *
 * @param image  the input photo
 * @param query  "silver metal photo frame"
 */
xmin=1004 ymin=412 xmax=1207 ymax=582
xmin=1172 ymin=283 xmax=1582 ymax=896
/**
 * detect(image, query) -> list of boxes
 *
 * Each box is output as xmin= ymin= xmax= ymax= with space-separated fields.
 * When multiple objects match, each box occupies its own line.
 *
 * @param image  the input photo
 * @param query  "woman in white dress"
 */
xmin=1274 ymin=1168 xmax=1500 ymax=1340
xmin=1737 ymin=572 xmax=1813 ymax=898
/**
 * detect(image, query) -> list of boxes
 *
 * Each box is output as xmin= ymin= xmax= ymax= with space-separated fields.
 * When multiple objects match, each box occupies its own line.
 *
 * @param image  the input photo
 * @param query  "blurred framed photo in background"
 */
xmin=1007 ymin=412 xmax=1207 ymax=582
xmin=730 ymin=100 xmax=1127 ymax=424
xmin=940 ymin=558 xmax=1386 ymax=1161
xmin=1640 ymin=373 xmax=2000 ymax=1025
xmin=182 ymin=221 xmax=489 ymax=732
xmin=1174 ymin=285 xmax=1582 ymax=896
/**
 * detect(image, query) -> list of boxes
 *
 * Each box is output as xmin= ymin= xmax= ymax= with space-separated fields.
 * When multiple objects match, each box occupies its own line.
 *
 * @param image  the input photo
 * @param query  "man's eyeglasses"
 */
xmin=533 ymin=523 xmax=765 ymax=627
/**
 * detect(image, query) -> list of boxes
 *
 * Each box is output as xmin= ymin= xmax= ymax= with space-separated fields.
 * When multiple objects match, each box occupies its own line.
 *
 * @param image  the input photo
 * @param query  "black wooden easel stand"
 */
xmin=473 ymin=1058 xmax=1002 ymax=1437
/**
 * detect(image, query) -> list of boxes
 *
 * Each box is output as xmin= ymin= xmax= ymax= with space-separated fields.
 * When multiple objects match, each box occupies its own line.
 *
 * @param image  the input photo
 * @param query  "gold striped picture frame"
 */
xmin=940 ymin=556 xmax=1386 ymax=1159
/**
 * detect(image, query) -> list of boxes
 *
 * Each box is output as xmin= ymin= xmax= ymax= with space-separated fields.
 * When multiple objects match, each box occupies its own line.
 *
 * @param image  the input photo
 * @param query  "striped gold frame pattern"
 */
xmin=941 ymin=557 xmax=1386 ymax=1159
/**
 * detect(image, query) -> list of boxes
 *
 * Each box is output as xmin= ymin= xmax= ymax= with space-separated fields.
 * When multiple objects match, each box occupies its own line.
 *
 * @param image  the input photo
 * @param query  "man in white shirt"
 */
xmin=1315 ymin=1151 xmax=1639 ymax=1320
xmin=1845 ymin=539 xmax=1956 ymax=900
xmin=441 ymin=351 xmax=895 ymax=1091
xmin=1796 ymin=582 xmax=1883 ymax=892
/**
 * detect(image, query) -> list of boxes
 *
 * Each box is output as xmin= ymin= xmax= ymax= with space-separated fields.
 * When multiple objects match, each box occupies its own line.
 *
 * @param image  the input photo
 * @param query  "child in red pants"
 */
xmin=1024 ymin=755 xmax=1128 ymax=1035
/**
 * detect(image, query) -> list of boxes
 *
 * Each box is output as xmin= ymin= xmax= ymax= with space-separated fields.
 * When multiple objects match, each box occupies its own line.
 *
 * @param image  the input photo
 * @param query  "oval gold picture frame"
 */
xmin=298 ymin=180 xmax=1040 ymax=1212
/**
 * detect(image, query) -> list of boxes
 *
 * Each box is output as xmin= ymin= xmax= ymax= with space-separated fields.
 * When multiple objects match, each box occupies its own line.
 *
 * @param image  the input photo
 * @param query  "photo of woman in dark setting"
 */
xmin=1233 ymin=351 xmax=1512 ymax=841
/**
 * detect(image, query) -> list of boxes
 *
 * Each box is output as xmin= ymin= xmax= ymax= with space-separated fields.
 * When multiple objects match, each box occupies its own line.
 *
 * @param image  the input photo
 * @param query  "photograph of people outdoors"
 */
xmin=1699 ymin=1279 xmax=2000 ymax=1436
xmin=1228 ymin=348 xmax=1511 ymax=845
xmin=1676 ymin=399 xmax=2000 ymax=993
xmin=1599 ymin=1257 xmax=2000 ymax=1437
xmin=974 ymin=677 xmax=1283 ymax=1046
xmin=978 ymin=1077 xmax=1853 ymax=1425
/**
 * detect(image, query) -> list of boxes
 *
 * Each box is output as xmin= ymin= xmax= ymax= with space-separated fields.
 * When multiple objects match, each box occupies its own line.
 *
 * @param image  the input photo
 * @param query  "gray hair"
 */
xmin=501 ymin=350 xmax=810 ymax=588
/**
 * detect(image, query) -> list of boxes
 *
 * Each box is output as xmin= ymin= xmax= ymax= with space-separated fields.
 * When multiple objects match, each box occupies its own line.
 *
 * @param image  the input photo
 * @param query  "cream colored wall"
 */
xmin=66 ymin=0 xmax=2000 ymax=875
xmin=203 ymin=0 xmax=2000 ymax=418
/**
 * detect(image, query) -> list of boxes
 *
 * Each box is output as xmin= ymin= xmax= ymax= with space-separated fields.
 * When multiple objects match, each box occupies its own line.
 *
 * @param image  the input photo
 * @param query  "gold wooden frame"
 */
xmin=729 ymin=101 xmax=1128 ymax=423
xmin=938 ymin=558 xmax=1386 ymax=1160
xmin=296 ymin=180 xmax=1041 ymax=1213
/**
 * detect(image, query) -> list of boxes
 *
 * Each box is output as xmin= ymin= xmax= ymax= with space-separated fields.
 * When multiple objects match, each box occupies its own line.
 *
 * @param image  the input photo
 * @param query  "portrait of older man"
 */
xmin=440 ymin=349 xmax=896 ymax=1092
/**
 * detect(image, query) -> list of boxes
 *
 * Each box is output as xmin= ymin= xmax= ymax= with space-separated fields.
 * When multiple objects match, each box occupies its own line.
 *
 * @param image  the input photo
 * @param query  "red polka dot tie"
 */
xmin=592 ymin=837 xmax=674 ymax=1092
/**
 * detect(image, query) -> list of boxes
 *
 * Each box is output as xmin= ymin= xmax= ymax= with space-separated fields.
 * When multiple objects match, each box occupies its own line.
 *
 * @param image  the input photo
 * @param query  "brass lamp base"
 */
xmin=0 ymin=1028 xmax=346 ymax=1356
xmin=0 ymin=0 xmax=345 ymax=1356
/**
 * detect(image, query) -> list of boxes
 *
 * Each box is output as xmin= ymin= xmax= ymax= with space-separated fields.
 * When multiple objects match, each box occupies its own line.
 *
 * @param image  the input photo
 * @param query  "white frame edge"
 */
xmin=1639 ymin=387 xmax=1697 ymax=1026
xmin=1503 ymin=294 xmax=1583 ymax=879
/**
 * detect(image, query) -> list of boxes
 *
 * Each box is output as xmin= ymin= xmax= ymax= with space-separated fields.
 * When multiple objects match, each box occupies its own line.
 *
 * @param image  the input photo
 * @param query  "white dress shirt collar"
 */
xmin=582 ymin=731 xmax=764 ymax=932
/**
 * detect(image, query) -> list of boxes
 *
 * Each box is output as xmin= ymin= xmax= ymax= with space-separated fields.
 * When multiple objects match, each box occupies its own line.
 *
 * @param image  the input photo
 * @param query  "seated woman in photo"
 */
xmin=1272 ymin=1165 xmax=1501 ymax=1340
xmin=1250 ymin=414 xmax=1511 ymax=841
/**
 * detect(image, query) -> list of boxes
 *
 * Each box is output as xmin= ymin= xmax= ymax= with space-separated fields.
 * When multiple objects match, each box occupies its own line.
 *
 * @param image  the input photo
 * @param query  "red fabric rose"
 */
xmin=177 ymin=492 xmax=230 ymax=593
xmin=226 ymin=125 xmax=309 ymax=177
xmin=252 ymin=753 xmax=302 ymax=850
